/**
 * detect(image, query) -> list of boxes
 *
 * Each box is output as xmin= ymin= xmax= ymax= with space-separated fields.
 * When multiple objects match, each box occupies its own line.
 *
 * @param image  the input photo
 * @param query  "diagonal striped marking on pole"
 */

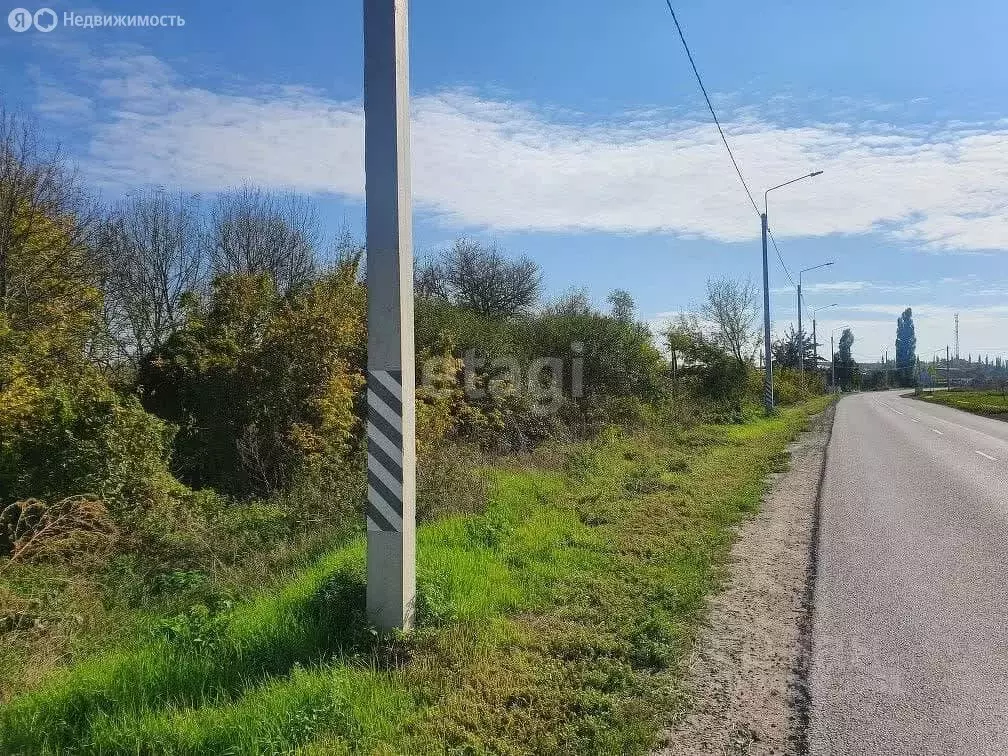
xmin=368 ymin=376 xmax=403 ymax=438
xmin=368 ymin=391 xmax=403 ymax=437
xmin=368 ymin=435 xmax=403 ymax=478
xmin=369 ymin=401 xmax=402 ymax=444
xmin=367 ymin=369 xmax=405 ymax=533
xmin=368 ymin=420 xmax=402 ymax=466
xmin=368 ymin=456 xmax=403 ymax=515
xmin=369 ymin=371 xmax=402 ymax=417
xmin=373 ymin=369 xmax=403 ymax=401
xmin=366 ymin=487 xmax=403 ymax=532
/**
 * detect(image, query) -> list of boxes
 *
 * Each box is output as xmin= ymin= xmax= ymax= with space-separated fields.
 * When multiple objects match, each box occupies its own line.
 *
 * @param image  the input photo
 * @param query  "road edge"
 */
xmin=654 ymin=399 xmax=840 ymax=755
xmin=793 ymin=399 xmax=838 ymax=756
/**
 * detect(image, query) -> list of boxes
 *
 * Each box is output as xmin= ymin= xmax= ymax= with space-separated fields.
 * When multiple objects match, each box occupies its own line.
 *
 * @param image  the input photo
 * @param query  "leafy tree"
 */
xmin=417 ymin=238 xmax=542 ymax=319
xmin=137 ymin=263 xmax=366 ymax=494
xmin=523 ymin=292 xmax=666 ymax=401
xmin=607 ymin=289 xmax=636 ymax=323
xmin=0 ymin=108 xmax=100 ymax=366
xmin=862 ymin=370 xmax=888 ymax=391
xmin=772 ymin=326 xmax=815 ymax=371
xmin=664 ymin=314 xmax=747 ymax=413
xmin=0 ymin=132 xmax=188 ymax=548
xmin=836 ymin=328 xmax=859 ymax=390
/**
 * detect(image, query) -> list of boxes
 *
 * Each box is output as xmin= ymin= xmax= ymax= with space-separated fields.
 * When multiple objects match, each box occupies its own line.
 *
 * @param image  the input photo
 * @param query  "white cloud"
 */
xmin=34 ymin=85 xmax=93 ymax=121
xmin=804 ymin=280 xmax=870 ymax=293
xmin=776 ymin=276 xmax=1008 ymax=299
xmin=33 ymin=46 xmax=1008 ymax=253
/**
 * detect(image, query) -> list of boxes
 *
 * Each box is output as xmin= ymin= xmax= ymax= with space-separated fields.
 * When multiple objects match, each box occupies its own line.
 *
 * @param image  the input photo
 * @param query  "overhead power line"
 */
xmin=767 ymin=229 xmax=796 ymax=288
xmin=663 ymin=1 xmax=760 ymax=217
xmin=663 ymin=2 xmax=799 ymax=289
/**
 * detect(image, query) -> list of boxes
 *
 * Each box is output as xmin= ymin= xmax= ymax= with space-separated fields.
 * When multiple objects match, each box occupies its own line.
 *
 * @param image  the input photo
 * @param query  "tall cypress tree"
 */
xmin=895 ymin=308 xmax=917 ymax=385
xmin=837 ymin=328 xmax=859 ymax=390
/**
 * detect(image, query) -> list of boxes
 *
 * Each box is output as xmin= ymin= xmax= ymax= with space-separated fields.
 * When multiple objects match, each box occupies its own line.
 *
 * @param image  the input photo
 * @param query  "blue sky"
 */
xmin=3 ymin=0 xmax=1008 ymax=362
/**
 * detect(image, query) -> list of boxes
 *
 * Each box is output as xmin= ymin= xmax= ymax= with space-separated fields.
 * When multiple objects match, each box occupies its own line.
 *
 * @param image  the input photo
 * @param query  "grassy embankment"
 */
xmin=0 ymin=397 xmax=832 ymax=755
xmin=918 ymin=389 xmax=1008 ymax=419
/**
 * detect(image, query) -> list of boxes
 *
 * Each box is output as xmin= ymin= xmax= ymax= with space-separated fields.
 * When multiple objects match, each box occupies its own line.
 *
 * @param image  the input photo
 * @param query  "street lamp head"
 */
xmin=800 ymin=260 xmax=835 ymax=277
xmin=810 ymin=170 xmax=824 ymax=177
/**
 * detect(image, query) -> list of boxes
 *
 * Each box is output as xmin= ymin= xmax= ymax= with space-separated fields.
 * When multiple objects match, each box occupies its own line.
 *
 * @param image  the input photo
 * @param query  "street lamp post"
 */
xmin=811 ymin=303 xmax=837 ymax=370
xmin=761 ymin=171 xmax=823 ymax=415
xmin=798 ymin=261 xmax=834 ymax=381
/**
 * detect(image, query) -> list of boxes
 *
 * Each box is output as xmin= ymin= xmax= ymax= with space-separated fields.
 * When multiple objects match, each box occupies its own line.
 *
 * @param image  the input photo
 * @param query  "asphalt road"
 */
xmin=809 ymin=390 xmax=1008 ymax=755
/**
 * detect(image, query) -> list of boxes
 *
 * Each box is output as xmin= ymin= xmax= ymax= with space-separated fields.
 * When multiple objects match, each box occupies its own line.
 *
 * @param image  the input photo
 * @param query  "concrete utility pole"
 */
xmin=797 ymin=284 xmax=802 ymax=377
xmin=811 ymin=303 xmax=837 ymax=375
xmin=761 ymin=212 xmax=773 ymax=414
xmin=813 ymin=319 xmax=818 ymax=368
xmin=363 ymin=0 xmax=417 ymax=630
xmin=797 ymin=261 xmax=833 ymax=381
xmin=761 ymin=171 xmax=823 ymax=414
xmin=831 ymin=333 xmax=836 ymax=391
xmin=947 ymin=345 xmax=951 ymax=391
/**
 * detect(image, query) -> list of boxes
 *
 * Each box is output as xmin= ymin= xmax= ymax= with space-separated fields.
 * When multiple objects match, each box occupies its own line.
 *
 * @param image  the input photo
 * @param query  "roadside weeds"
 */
xmin=0 ymin=401 xmax=832 ymax=754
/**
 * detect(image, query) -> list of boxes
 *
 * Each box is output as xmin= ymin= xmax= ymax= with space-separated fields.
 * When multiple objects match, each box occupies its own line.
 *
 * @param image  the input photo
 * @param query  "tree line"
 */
xmin=0 ymin=105 xmax=825 ymax=586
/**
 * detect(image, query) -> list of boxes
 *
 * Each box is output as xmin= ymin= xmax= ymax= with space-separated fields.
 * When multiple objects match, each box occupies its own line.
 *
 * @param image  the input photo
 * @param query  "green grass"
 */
xmin=0 ymin=396 xmax=832 ymax=755
xmin=918 ymin=388 xmax=1008 ymax=418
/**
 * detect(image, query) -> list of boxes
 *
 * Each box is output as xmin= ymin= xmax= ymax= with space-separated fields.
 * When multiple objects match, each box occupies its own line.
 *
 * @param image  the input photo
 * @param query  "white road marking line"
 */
xmin=931 ymin=428 xmax=944 ymax=435
xmin=911 ymin=418 xmax=920 ymax=423
xmin=976 ymin=450 xmax=998 ymax=462
xmin=913 ymin=399 xmax=1008 ymax=444
xmin=879 ymin=402 xmax=906 ymax=416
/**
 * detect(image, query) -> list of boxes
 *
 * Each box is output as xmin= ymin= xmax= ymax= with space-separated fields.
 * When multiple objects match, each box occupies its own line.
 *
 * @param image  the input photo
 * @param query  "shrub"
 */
xmin=0 ymin=315 xmax=185 ymax=559
xmin=417 ymin=291 xmax=668 ymax=406
xmin=137 ymin=265 xmax=366 ymax=495
xmin=515 ymin=295 xmax=668 ymax=402
xmin=770 ymin=368 xmax=825 ymax=407
xmin=0 ymin=193 xmax=204 ymax=573
xmin=0 ymin=369 xmax=178 ymax=509
xmin=0 ymin=496 xmax=116 ymax=568
xmin=416 ymin=333 xmax=564 ymax=454
xmin=665 ymin=319 xmax=748 ymax=415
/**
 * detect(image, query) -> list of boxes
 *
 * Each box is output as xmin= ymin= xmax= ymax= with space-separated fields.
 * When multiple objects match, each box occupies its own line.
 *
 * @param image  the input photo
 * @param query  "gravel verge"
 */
xmin=655 ymin=404 xmax=836 ymax=756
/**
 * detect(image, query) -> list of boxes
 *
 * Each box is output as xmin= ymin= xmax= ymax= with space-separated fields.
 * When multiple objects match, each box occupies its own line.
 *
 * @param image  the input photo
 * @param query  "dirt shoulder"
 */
xmin=655 ymin=403 xmax=837 ymax=756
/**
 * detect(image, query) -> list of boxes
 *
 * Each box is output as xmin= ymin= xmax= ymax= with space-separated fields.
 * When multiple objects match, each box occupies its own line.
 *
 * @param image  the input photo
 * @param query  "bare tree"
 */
xmin=97 ymin=189 xmax=206 ymax=366
xmin=328 ymin=224 xmax=365 ymax=272
xmin=700 ymin=276 xmax=759 ymax=365
xmin=0 ymin=106 xmax=99 ymax=334
xmin=207 ymin=184 xmax=319 ymax=294
xmin=417 ymin=237 xmax=542 ymax=319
